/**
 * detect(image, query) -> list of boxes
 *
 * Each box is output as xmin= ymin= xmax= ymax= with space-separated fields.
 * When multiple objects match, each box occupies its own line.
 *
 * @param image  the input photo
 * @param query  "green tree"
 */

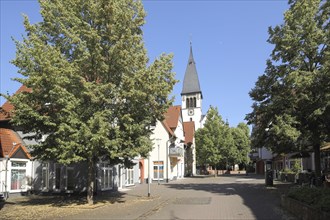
xmin=6 ymin=0 xmax=176 ymax=204
xmin=195 ymin=106 xmax=223 ymax=174
xmin=247 ymin=0 xmax=330 ymax=177
xmin=219 ymin=122 xmax=236 ymax=169
xmin=231 ymin=123 xmax=251 ymax=168
xmin=195 ymin=106 xmax=245 ymax=173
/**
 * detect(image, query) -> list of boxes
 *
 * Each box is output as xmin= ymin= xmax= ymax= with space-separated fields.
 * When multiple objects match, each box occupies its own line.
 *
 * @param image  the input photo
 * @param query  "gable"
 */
xmin=164 ymin=105 xmax=181 ymax=129
xmin=0 ymin=128 xmax=31 ymax=159
xmin=11 ymin=147 xmax=30 ymax=159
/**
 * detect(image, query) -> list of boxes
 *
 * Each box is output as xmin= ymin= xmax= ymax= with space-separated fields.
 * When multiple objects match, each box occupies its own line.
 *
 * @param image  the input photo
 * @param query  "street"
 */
xmin=61 ymin=174 xmax=296 ymax=220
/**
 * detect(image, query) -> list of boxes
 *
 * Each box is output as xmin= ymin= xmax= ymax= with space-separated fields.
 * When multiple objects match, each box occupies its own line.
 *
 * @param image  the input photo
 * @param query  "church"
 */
xmin=181 ymin=43 xmax=205 ymax=131
xmin=143 ymin=44 xmax=204 ymax=182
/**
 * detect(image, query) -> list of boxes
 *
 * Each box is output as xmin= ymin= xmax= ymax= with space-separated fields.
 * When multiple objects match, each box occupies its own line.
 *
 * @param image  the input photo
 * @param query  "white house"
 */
xmin=0 ymin=128 xmax=33 ymax=199
xmin=143 ymin=106 xmax=185 ymax=183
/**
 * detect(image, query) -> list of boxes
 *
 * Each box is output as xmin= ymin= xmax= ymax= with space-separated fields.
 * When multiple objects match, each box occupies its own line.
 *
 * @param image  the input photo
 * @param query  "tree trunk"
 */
xmin=313 ymin=143 xmax=321 ymax=178
xmin=87 ymin=158 xmax=95 ymax=205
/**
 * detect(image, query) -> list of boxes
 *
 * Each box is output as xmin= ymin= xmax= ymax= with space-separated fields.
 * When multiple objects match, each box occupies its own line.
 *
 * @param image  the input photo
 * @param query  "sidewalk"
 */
xmin=60 ymin=181 xmax=180 ymax=220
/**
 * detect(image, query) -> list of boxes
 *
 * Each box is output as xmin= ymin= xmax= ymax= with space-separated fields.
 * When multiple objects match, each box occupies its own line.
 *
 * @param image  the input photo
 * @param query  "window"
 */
xmin=193 ymin=97 xmax=196 ymax=107
xmin=11 ymin=161 xmax=27 ymax=190
xmin=12 ymin=161 xmax=26 ymax=167
xmin=66 ymin=167 xmax=74 ymax=191
xmin=101 ymin=163 xmax=113 ymax=190
xmin=42 ymin=163 xmax=49 ymax=190
xmin=186 ymin=98 xmax=190 ymax=109
xmin=153 ymin=161 xmax=164 ymax=179
xmin=54 ymin=164 xmax=61 ymax=190
xmin=125 ymin=169 xmax=134 ymax=186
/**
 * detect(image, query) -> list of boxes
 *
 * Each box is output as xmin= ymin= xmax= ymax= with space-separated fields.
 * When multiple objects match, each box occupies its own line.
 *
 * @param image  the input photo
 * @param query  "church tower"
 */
xmin=181 ymin=44 xmax=203 ymax=130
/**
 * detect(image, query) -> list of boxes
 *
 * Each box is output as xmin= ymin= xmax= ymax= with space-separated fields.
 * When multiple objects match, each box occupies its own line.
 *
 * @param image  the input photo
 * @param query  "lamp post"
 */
xmin=148 ymin=154 xmax=150 ymax=197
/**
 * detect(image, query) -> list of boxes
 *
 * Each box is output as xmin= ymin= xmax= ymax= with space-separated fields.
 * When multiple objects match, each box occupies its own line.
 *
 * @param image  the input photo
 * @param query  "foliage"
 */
xmin=246 ymin=0 xmax=330 ymax=177
xmin=195 ymin=106 xmax=223 ymax=168
xmin=288 ymin=187 xmax=330 ymax=212
xmin=4 ymin=0 xmax=177 ymax=204
xmin=231 ymin=123 xmax=251 ymax=166
xmin=196 ymin=106 xmax=251 ymax=169
xmin=291 ymin=159 xmax=302 ymax=173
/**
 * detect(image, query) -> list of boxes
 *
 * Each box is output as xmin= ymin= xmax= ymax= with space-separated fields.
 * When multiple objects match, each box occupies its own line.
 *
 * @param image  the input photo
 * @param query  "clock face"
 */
xmin=188 ymin=108 xmax=194 ymax=116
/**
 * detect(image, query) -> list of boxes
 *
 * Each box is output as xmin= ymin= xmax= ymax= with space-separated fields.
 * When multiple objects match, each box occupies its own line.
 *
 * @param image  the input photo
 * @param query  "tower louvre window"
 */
xmin=186 ymin=98 xmax=190 ymax=109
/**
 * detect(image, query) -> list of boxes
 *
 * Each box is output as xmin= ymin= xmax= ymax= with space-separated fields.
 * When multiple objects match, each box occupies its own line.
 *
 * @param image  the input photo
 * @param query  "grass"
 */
xmin=287 ymin=186 xmax=330 ymax=212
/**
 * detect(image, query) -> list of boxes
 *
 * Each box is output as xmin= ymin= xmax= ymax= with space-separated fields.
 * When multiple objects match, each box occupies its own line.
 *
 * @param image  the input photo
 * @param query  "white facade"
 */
xmin=144 ymin=119 xmax=185 ymax=182
xmin=181 ymin=94 xmax=203 ymax=131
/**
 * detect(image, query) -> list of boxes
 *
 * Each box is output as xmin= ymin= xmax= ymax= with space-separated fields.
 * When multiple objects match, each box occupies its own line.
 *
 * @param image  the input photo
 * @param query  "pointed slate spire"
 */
xmin=181 ymin=43 xmax=202 ymax=97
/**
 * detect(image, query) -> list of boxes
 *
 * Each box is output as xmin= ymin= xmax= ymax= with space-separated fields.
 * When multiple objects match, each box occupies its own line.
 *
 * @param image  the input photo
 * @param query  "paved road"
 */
xmin=60 ymin=175 xmax=296 ymax=220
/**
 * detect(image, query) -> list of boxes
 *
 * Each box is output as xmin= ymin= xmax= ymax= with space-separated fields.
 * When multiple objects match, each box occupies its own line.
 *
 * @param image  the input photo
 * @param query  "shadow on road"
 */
xmin=164 ymin=175 xmax=294 ymax=220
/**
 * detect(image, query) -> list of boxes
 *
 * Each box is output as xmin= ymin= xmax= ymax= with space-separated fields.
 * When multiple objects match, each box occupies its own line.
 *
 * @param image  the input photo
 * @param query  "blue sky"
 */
xmin=0 ymin=0 xmax=289 ymax=127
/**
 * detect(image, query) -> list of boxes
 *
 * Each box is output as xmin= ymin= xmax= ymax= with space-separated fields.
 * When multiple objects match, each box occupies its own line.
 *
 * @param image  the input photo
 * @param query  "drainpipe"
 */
xmin=4 ymin=155 xmax=9 ymax=199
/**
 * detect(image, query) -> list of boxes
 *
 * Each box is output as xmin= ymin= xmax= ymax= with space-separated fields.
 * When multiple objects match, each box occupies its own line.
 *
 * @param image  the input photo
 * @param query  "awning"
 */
xmin=321 ymin=143 xmax=330 ymax=151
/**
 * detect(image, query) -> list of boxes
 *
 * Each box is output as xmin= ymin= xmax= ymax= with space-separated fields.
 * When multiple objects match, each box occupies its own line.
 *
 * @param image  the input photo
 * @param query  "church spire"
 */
xmin=181 ymin=43 xmax=202 ymax=97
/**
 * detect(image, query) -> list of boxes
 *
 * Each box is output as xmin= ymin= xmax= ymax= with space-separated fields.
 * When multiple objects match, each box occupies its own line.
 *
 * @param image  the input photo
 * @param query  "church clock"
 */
xmin=188 ymin=108 xmax=194 ymax=116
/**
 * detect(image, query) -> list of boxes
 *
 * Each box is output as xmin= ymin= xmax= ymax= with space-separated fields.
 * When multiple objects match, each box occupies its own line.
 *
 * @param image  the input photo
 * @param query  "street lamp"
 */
xmin=148 ymin=154 xmax=151 ymax=197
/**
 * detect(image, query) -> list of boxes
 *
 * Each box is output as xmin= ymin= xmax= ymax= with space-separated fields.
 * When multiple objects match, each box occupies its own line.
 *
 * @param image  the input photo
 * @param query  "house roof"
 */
xmin=181 ymin=44 xmax=202 ymax=96
xmin=0 ymin=85 xmax=31 ymax=121
xmin=164 ymin=105 xmax=182 ymax=130
xmin=161 ymin=120 xmax=175 ymax=137
xmin=183 ymin=121 xmax=195 ymax=144
xmin=0 ymin=128 xmax=31 ymax=159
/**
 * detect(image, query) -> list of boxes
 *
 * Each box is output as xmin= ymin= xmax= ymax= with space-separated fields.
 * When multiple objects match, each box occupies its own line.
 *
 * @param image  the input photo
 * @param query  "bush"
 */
xmin=288 ymin=187 xmax=330 ymax=212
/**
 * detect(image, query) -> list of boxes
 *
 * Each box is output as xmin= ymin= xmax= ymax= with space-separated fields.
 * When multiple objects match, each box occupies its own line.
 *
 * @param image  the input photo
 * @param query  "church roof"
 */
xmin=183 ymin=121 xmax=195 ymax=145
xmin=181 ymin=44 xmax=202 ymax=96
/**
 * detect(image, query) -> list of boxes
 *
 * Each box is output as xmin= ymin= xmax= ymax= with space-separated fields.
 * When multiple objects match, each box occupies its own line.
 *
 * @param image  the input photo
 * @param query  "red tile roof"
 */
xmin=183 ymin=121 xmax=195 ymax=144
xmin=0 ymin=128 xmax=31 ymax=158
xmin=161 ymin=120 xmax=175 ymax=136
xmin=0 ymin=85 xmax=31 ymax=121
xmin=164 ymin=105 xmax=181 ymax=129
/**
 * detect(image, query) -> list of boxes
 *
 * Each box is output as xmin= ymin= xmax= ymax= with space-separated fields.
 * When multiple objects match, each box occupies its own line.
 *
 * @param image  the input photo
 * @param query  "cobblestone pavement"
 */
xmin=0 ymin=175 xmax=296 ymax=220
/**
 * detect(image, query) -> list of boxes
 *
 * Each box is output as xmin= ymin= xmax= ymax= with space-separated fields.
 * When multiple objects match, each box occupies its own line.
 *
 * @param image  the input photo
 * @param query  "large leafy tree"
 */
xmin=196 ymin=106 xmax=245 ymax=172
xmin=195 ymin=106 xmax=223 ymax=172
xmin=219 ymin=122 xmax=236 ymax=168
xmin=231 ymin=123 xmax=251 ymax=167
xmin=247 ymin=0 xmax=330 ymax=177
xmin=6 ymin=0 xmax=176 ymax=204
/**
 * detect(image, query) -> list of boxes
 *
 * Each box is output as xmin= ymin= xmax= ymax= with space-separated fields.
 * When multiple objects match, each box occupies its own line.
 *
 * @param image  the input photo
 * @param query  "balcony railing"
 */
xmin=169 ymin=147 xmax=184 ymax=157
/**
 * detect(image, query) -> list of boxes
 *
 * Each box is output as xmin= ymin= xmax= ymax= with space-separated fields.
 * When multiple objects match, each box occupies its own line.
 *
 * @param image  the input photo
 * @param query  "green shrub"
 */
xmin=288 ymin=187 xmax=330 ymax=212
xmin=291 ymin=159 xmax=302 ymax=173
